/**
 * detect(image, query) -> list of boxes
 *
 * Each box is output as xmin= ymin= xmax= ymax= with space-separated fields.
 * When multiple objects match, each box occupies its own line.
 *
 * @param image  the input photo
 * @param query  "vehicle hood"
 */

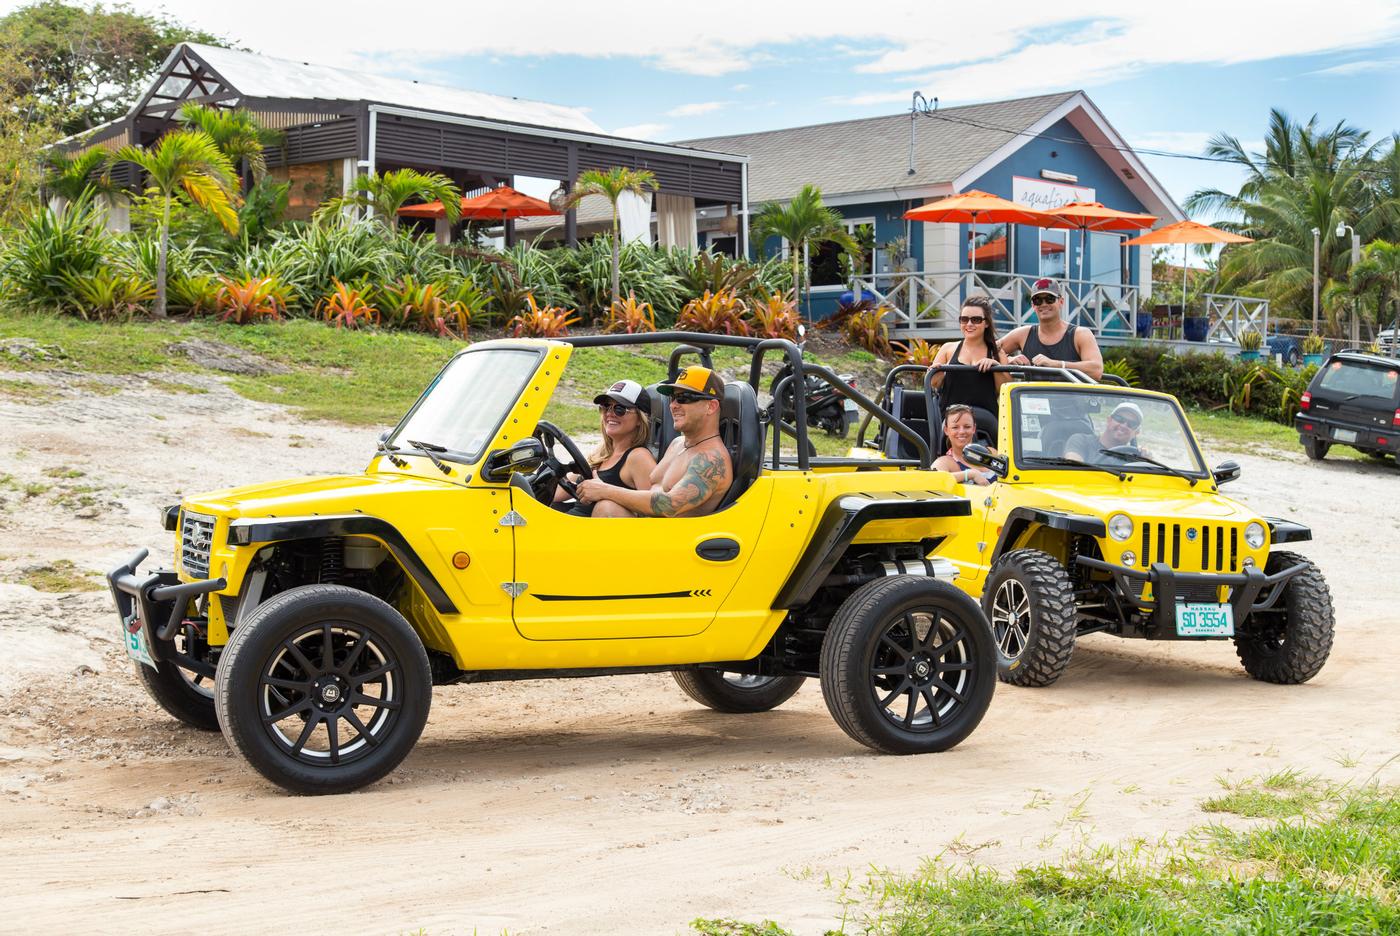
xmin=183 ymin=473 xmax=456 ymax=518
xmin=1012 ymin=479 xmax=1255 ymax=523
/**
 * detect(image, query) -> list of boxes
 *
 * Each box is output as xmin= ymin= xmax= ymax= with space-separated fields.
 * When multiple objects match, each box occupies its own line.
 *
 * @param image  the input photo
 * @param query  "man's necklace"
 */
xmin=684 ymin=433 xmax=721 ymax=450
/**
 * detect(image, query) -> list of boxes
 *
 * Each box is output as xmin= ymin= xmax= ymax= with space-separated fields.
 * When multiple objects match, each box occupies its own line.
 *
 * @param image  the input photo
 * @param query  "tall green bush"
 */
xmin=1 ymin=189 xmax=109 ymax=310
xmin=1106 ymin=346 xmax=1316 ymax=425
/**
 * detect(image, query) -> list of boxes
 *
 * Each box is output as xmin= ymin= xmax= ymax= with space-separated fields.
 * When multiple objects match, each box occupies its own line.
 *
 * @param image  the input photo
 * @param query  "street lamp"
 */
xmin=1311 ymin=227 xmax=1320 ymax=333
xmin=1336 ymin=222 xmax=1361 ymax=343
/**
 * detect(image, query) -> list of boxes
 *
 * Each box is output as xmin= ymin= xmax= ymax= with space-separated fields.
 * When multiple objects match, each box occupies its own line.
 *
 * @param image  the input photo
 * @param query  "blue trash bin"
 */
xmin=1135 ymin=311 xmax=1153 ymax=339
xmin=1184 ymin=315 xmax=1209 ymax=342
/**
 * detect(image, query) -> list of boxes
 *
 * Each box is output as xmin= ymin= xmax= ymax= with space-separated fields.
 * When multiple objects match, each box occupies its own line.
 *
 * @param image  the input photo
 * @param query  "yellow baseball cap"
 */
xmin=657 ymin=365 xmax=725 ymax=399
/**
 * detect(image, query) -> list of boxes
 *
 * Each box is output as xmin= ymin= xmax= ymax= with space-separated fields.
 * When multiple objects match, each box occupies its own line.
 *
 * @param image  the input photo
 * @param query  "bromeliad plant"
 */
xmin=843 ymin=308 xmax=892 ymax=358
xmin=317 ymin=279 xmax=380 ymax=330
xmin=604 ymin=293 xmax=657 ymax=333
xmin=892 ymin=337 xmax=941 ymax=366
xmin=59 ymin=266 xmax=156 ymax=321
xmin=678 ymin=289 xmax=750 ymax=335
xmin=509 ymin=294 xmax=579 ymax=338
xmin=747 ymin=290 xmax=800 ymax=340
xmin=379 ymin=277 xmax=471 ymax=338
xmin=215 ymin=275 xmax=289 ymax=324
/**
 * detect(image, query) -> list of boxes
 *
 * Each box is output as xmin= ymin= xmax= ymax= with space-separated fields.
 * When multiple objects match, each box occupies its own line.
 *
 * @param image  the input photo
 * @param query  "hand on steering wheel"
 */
xmin=531 ymin=420 xmax=592 ymax=502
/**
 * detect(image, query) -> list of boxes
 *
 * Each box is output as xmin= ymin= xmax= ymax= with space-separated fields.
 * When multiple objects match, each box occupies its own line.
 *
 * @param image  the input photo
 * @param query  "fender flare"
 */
xmin=1264 ymin=517 xmax=1312 ymax=544
xmin=989 ymin=507 xmax=1106 ymax=565
xmin=227 ymin=515 xmax=458 ymax=614
xmin=773 ymin=490 xmax=971 ymax=609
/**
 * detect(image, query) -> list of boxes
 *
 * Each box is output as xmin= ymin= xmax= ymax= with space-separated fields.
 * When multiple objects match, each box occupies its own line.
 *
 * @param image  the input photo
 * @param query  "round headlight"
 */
xmin=1120 ymin=550 xmax=1138 ymax=568
xmin=1108 ymin=513 xmax=1134 ymax=541
xmin=1244 ymin=522 xmax=1266 ymax=549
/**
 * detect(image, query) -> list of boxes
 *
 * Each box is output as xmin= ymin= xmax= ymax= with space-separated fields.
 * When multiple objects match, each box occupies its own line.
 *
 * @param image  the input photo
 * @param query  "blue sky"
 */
xmin=21 ymin=1 xmax=1400 ymax=213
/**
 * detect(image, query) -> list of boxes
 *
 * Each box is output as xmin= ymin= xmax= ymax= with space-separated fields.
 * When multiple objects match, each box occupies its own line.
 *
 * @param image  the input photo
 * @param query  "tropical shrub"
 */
xmin=747 ymin=290 xmax=800 ymax=340
xmin=604 ymin=293 xmax=657 ymax=333
xmin=317 ymin=279 xmax=379 ymax=330
xmin=59 ymin=266 xmax=155 ymax=320
xmin=669 ymin=248 xmax=757 ymax=299
xmin=378 ymin=277 xmax=470 ymax=338
xmin=1100 ymin=357 xmax=1140 ymax=386
xmin=557 ymin=237 xmax=684 ymax=322
xmin=215 ymin=275 xmax=289 ymax=324
xmin=2 ymin=192 xmax=109 ymax=309
xmin=167 ymin=271 xmax=221 ymax=315
xmin=509 ymin=294 xmax=579 ymax=338
xmin=1104 ymin=346 xmax=1315 ymax=425
xmin=1238 ymin=330 xmax=1263 ymax=351
xmin=678 ymin=289 xmax=749 ymax=335
xmin=893 ymin=338 xmax=940 ymax=366
xmin=843 ymin=308 xmax=891 ymax=357
xmin=1302 ymin=333 xmax=1326 ymax=354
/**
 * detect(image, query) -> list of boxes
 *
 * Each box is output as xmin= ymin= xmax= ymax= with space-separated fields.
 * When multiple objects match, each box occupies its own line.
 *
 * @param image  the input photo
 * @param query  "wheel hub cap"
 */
xmin=913 ymin=659 xmax=931 ymax=679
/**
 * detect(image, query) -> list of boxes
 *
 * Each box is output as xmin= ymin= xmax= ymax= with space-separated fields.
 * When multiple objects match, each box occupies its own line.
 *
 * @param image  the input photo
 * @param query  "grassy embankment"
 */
xmin=693 ymin=772 xmax=1399 ymax=935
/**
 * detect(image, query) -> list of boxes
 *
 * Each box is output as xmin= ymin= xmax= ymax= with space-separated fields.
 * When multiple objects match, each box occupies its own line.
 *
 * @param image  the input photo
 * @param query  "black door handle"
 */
xmin=696 ymin=538 xmax=740 ymax=562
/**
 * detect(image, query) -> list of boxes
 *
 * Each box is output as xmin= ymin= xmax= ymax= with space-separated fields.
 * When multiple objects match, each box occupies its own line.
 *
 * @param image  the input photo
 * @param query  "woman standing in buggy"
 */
xmin=928 ymin=294 xmax=1007 ymax=444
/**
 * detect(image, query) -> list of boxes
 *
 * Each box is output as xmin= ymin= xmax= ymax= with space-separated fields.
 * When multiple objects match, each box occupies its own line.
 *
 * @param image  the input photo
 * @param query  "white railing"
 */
xmin=850 ymin=269 xmax=1269 ymax=344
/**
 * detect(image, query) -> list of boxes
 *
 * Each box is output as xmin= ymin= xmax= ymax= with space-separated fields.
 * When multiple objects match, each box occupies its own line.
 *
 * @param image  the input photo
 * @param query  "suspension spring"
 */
xmin=319 ymin=536 xmax=345 ymax=584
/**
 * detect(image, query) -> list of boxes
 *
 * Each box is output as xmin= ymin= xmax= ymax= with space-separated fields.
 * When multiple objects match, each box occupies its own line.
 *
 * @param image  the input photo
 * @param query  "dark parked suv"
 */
xmin=1295 ymin=350 xmax=1400 ymax=461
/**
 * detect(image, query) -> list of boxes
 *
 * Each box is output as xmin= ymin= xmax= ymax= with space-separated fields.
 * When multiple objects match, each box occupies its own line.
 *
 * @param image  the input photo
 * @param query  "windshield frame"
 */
xmin=1009 ymin=385 xmax=1210 ymax=480
xmin=385 ymin=345 xmax=546 ymax=466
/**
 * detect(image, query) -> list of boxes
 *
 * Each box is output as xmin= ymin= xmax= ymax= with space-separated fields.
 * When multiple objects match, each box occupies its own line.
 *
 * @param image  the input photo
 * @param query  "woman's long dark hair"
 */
xmin=960 ymin=294 xmax=1001 ymax=357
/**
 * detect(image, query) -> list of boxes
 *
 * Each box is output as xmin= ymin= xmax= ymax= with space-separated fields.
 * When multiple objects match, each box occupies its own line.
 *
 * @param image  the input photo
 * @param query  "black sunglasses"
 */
xmin=598 ymin=402 xmax=636 ymax=417
xmin=1109 ymin=412 xmax=1140 ymax=429
xmin=1031 ymin=295 xmax=1057 ymax=306
xmin=958 ymin=315 xmax=986 ymax=325
xmin=670 ymin=391 xmax=709 ymax=405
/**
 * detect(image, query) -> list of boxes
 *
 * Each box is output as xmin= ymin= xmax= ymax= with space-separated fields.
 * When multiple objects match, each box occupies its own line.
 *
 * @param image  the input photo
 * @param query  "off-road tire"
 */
xmin=983 ymin=548 xmax=1077 ymax=687
xmin=671 ymin=670 xmax=805 ymax=713
xmin=820 ymin=576 xmax=995 ymax=755
xmin=215 ymin=584 xmax=431 ymax=795
xmin=1302 ymin=436 xmax=1329 ymax=460
xmin=1235 ymin=551 xmax=1334 ymax=684
xmin=135 ymin=657 xmax=219 ymax=731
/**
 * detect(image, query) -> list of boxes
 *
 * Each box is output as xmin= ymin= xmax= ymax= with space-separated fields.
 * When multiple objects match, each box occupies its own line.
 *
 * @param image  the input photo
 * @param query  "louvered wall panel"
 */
xmin=265 ymin=119 xmax=358 ymax=165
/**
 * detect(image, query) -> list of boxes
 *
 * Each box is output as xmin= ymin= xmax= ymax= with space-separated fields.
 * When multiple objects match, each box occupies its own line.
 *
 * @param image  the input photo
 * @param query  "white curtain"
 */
xmin=656 ymin=193 xmax=697 ymax=251
xmin=617 ymin=189 xmax=653 ymax=246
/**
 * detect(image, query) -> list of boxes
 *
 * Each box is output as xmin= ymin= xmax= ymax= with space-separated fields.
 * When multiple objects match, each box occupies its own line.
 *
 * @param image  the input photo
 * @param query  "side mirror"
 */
xmin=962 ymin=442 xmax=1008 ymax=476
xmin=1212 ymin=460 xmax=1241 ymax=485
xmin=378 ymin=428 xmax=391 ymax=444
xmin=483 ymin=438 xmax=547 ymax=483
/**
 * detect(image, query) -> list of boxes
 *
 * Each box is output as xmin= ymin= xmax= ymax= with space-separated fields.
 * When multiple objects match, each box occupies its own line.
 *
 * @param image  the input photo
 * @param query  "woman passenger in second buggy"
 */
xmin=932 ymin=404 xmax=995 ymax=486
xmin=927 ymin=294 xmax=1008 ymax=441
xmin=553 ymin=379 xmax=657 ymax=516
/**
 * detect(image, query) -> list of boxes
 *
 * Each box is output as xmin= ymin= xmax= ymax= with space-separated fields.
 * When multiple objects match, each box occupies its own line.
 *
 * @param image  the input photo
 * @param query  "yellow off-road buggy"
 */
xmin=861 ymin=363 xmax=1335 ymax=688
xmin=109 ymin=333 xmax=998 ymax=794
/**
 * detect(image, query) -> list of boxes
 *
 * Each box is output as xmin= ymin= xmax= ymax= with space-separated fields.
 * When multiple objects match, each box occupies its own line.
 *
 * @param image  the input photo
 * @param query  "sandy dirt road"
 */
xmin=1 ymin=366 xmax=1397 ymax=935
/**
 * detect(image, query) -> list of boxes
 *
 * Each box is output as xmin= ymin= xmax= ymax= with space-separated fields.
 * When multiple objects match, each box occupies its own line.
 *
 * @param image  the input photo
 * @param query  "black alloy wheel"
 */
xmin=821 ymin=576 xmax=995 ymax=755
xmin=216 ymin=585 xmax=431 ymax=795
xmin=671 ymin=669 xmax=806 ymax=713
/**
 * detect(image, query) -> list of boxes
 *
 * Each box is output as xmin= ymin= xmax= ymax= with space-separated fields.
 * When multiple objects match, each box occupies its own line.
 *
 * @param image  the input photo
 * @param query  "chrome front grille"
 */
xmin=180 ymin=511 xmax=216 ymax=579
xmin=1139 ymin=522 xmax=1238 ymax=572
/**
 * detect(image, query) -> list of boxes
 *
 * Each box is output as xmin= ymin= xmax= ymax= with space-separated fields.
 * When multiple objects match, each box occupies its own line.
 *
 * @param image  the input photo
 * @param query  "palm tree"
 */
xmin=751 ymin=185 xmax=858 ymax=315
xmin=111 ymin=129 xmax=240 ymax=318
xmin=43 ymin=147 xmax=118 ymax=205
xmin=566 ymin=167 xmax=659 ymax=308
xmin=325 ymin=169 xmax=461 ymax=231
xmin=177 ymin=104 xmax=277 ymax=182
xmin=1352 ymin=240 xmax=1400 ymax=339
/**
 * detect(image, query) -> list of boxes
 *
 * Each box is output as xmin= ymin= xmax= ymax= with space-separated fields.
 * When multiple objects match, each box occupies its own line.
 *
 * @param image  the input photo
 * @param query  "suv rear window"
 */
xmin=1317 ymin=359 xmax=1400 ymax=402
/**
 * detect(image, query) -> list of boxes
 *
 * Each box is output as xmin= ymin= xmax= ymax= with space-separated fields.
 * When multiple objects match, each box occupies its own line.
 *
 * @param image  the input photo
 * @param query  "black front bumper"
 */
xmin=107 ymin=548 xmax=226 ymax=664
xmin=1076 ymin=555 xmax=1305 ymax=636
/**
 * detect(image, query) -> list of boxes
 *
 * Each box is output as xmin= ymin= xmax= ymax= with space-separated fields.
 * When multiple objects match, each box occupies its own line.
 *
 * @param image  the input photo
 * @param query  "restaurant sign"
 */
xmin=1013 ymin=175 xmax=1095 ymax=211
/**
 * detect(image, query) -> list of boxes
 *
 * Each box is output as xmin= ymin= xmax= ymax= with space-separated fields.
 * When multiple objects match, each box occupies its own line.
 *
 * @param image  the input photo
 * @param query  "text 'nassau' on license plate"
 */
xmin=1175 ymin=601 xmax=1234 ymax=637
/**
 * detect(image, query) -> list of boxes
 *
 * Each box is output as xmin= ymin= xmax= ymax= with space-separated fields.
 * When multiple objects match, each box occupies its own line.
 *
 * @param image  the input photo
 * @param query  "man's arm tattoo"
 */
xmin=650 ymin=450 xmax=728 ymax=517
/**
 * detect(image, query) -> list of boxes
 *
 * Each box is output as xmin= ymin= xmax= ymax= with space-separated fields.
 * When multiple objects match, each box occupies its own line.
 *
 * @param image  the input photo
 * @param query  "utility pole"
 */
xmin=1311 ymin=227 xmax=1320 ymax=333
xmin=1336 ymin=222 xmax=1361 ymax=344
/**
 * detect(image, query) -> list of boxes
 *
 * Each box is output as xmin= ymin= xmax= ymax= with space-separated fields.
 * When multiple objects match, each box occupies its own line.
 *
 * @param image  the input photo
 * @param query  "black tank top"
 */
xmin=941 ymin=339 xmax=999 ymax=415
xmin=595 ymin=445 xmax=646 ymax=488
xmin=1022 ymin=323 xmax=1080 ymax=363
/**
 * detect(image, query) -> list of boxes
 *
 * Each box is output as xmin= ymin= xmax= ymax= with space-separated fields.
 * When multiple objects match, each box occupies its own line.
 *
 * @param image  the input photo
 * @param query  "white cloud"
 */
xmin=1306 ymin=57 xmax=1400 ymax=77
xmin=23 ymin=0 xmax=1400 ymax=96
xmin=666 ymin=101 xmax=726 ymax=117
xmin=730 ymin=83 xmax=750 ymax=92
xmin=610 ymin=122 xmax=669 ymax=139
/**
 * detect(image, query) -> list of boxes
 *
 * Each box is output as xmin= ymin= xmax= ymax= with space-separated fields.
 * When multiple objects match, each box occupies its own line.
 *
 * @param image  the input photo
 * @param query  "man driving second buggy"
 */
xmin=1064 ymin=401 xmax=1145 ymax=465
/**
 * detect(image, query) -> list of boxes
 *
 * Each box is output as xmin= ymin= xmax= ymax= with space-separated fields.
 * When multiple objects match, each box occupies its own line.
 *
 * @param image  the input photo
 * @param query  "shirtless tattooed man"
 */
xmin=575 ymin=366 xmax=734 ymax=518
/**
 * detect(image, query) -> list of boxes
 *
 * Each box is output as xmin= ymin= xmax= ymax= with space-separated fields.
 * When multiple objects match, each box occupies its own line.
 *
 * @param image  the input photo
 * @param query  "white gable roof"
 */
xmin=180 ymin=43 xmax=604 ymax=134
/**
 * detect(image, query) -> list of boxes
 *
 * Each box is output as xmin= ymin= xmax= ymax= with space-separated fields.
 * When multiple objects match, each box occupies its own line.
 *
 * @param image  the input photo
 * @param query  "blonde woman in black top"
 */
xmin=555 ymin=379 xmax=657 ymax=516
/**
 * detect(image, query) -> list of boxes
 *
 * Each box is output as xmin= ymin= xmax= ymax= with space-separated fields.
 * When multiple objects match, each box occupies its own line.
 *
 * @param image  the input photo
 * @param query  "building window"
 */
xmin=1039 ymin=228 xmax=1069 ymax=278
xmin=805 ymin=217 xmax=876 ymax=288
xmin=969 ymin=223 xmax=1011 ymax=273
xmin=1087 ymin=231 xmax=1127 ymax=285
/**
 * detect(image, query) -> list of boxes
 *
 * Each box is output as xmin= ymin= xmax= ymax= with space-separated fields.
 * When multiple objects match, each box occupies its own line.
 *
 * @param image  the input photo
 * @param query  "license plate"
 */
xmin=121 ymin=603 xmax=156 ymax=669
xmin=843 ymin=400 xmax=859 ymax=413
xmin=1175 ymin=601 xmax=1234 ymax=637
xmin=1332 ymin=428 xmax=1358 ymax=443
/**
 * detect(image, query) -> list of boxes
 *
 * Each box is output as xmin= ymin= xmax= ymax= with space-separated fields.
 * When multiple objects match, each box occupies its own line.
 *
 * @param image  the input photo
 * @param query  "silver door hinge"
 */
xmin=983 ymin=497 xmax=993 ymax=507
xmin=500 ymin=582 xmax=528 ymax=598
xmin=976 ymin=541 xmax=986 ymax=553
xmin=499 ymin=510 xmax=526 ymax=527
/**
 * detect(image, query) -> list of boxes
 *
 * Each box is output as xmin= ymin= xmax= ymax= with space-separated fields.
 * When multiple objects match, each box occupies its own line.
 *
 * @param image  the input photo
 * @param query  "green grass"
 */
xmin=1202 ymin=769 xmax=1324 ymax=819
xmin=694 ymin=776 xmax=1400 ymax=935
xmin=10 ymin=558 xmax=102 ymax=592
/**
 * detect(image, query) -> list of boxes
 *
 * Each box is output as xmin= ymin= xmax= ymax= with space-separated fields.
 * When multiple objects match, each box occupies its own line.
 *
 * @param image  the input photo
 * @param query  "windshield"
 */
xmin=1317 ymin=359 xmax=1400 ymax=402
xmin=1012 ymin=387 xmax=1206 ymax=477
xmin=389 ymin=348 xmax=541 ymax=463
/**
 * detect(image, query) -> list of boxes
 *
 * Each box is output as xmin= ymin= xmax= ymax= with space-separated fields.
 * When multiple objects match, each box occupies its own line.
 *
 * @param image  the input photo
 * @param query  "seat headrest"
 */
xmin=716 ymin=381 xmax=761 ymax=511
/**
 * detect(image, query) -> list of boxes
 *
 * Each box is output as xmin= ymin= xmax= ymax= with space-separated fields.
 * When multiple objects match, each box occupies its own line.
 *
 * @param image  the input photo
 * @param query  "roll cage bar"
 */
xmin=557 ymin=331 xmax=931 ymax=470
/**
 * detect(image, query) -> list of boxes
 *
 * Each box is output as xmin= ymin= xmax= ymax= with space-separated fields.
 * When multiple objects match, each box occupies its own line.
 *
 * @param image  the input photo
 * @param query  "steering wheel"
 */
xmin=530 ymin=420 xmax=592 ymax=502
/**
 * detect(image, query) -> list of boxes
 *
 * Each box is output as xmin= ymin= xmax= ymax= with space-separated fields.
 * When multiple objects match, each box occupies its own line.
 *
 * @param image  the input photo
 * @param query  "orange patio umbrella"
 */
xmin=1124 ymin=220 xmax=1253 ymax=309
xmin=397 ymin=184 xmax=559 ymax=222
xmin=904 ymin=190 xmax=1073 ymax=271
xmin=1048 ymin=202 xmax=1157 ymax=283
